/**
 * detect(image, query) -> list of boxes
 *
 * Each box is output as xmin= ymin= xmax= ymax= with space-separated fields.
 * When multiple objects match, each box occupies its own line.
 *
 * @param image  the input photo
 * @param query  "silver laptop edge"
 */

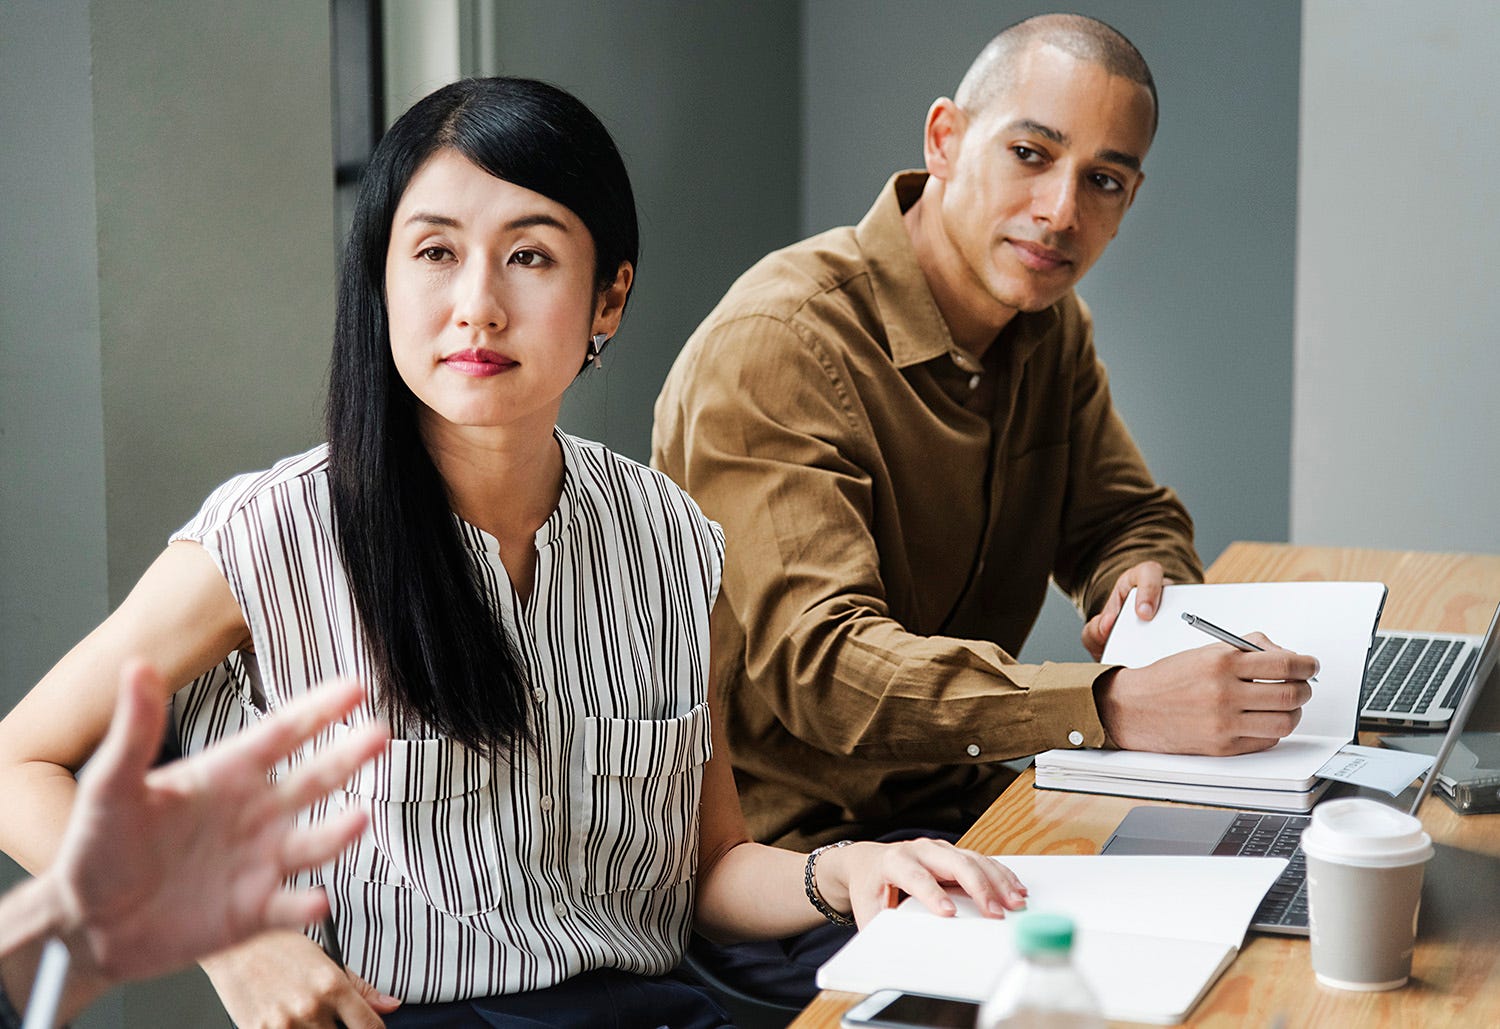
xmin=1403 ymin=601 xmax=1500 ymax=814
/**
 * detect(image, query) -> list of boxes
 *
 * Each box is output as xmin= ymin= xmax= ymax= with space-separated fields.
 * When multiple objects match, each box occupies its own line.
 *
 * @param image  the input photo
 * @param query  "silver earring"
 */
xmin=588 ymin=333 xmax=609 ymax=369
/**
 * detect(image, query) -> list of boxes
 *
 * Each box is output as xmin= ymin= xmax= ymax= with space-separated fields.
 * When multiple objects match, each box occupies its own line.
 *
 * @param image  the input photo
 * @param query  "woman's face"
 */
xmin=384 ymin=149 xmax=619 ymax=438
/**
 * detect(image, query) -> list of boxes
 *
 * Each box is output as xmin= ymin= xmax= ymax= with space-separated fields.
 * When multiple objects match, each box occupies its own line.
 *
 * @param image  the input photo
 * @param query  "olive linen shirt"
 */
xmin=652 ymin=171 xmax=1202 ymax=849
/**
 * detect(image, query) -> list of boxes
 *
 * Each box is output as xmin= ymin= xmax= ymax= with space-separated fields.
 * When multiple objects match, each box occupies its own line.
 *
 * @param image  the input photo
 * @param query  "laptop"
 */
xmin=1360 ymin=621 xmax=1495 ymax=728
xmin=1101 ymin=601 xmax=1500 ymax=936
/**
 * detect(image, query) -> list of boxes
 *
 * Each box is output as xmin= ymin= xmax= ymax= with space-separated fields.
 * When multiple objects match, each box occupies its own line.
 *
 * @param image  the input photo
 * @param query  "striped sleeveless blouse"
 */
xmin=170 ymin=430 xmax=724 ymax=1003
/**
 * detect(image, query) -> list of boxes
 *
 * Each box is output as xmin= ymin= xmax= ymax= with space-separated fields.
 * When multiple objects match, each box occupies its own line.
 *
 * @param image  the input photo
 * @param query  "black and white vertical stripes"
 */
xmin=171 ymin=431 xmax=723 ymax=1003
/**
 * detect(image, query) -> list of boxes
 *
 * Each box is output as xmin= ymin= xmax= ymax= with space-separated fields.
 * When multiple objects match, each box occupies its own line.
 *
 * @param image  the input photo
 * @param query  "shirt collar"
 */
xmin=456 ymin=427 xmax=577 ymax=554
xmin=854 ymin=170 xmax=1060 ymax=371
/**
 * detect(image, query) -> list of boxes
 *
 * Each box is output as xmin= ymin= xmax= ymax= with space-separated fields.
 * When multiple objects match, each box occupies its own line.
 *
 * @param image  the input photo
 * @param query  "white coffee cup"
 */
xmin=1300 ymin=797 xmax=1434 ymax=991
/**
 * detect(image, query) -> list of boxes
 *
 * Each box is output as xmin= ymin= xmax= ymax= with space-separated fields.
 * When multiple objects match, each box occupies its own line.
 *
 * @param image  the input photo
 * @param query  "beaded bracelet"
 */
xmin=804 ymin=839 xmax=856 ymax=926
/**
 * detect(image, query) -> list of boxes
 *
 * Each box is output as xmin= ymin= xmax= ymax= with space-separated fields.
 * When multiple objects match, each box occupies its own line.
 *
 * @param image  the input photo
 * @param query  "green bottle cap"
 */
xmin=1014 ymin=912 xmax=1075 ymax=955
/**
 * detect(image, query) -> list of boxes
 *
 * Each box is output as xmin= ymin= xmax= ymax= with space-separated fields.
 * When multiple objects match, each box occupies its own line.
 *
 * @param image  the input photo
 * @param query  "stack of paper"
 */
xmin=1034 ymin=581 xmax=1386 ymax=811
xmin=817 ymin=855 xmax=1288 ymax=1025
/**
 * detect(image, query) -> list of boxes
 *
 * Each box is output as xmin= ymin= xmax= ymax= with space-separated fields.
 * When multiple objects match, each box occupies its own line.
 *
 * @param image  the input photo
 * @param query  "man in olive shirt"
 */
xmin=654 ymin=16 xmax=1317 ymax=856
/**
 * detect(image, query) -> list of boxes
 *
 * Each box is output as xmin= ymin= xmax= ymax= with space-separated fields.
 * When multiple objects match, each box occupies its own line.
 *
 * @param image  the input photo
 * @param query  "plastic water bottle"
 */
xmin=976 ymin=913 xmax=1104 ymax=1029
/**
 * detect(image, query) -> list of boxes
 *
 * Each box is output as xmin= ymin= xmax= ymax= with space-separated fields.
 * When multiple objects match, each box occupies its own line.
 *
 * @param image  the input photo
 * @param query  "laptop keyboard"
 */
xmin=1361 ymin=633 xmax=1476 ymax=716
xmin=1214 ymin=813 xmax=1311 ymax=930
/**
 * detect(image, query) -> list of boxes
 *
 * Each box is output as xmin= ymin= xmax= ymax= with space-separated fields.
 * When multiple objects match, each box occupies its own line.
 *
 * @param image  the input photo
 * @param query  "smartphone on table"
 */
xmin=841 ymin=989 xmax=980 ymax=1028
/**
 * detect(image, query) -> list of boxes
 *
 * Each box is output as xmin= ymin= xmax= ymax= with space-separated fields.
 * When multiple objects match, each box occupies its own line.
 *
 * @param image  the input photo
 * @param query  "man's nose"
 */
xmin=1033 ymin=170 xmax=1080 ymax=231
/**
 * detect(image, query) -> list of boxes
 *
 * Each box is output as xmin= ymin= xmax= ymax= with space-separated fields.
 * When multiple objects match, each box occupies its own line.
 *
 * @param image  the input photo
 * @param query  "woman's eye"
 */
xmin=418 ymin=246 xmax=451 ymax=262
xmin=510 ymin=249 xmax=547 ymax=267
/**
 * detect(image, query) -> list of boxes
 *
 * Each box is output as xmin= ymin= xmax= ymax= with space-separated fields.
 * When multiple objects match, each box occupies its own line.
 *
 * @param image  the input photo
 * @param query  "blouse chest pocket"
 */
xmin=577 ymin=702 xmax=713 ymax=895
xmin=334 ymin=730 xmax=503 ymax=918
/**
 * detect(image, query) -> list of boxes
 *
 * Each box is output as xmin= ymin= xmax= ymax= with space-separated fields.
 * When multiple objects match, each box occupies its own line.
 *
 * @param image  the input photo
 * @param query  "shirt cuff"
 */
xmin=1021 ymin=661 xmax=1110 ymax=752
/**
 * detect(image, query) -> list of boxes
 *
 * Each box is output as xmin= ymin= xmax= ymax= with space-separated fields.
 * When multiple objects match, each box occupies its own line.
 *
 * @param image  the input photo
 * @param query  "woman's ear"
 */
xmin=592 ymin=261 xmax=634 ymax=338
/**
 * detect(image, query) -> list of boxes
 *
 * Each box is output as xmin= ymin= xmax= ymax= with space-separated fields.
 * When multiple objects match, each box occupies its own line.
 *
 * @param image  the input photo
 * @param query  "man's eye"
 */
xmin=1090 ymin=173 xmax=1124 ymax=194
xmin=1011 ymin=145 xmax=1042 ymax=163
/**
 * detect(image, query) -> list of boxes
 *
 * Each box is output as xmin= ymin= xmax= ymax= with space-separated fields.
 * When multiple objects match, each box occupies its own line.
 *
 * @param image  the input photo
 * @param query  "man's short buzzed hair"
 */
xmin=954 ymin=13 xmax=1158 ymax=139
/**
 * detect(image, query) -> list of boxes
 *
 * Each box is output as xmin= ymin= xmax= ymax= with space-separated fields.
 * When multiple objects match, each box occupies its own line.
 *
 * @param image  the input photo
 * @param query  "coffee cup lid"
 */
xmin=1301 ymin=798 xmax=1434 ymax=868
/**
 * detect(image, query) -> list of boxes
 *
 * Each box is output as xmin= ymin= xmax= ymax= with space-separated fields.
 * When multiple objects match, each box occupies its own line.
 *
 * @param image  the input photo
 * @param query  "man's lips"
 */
xmin=442 ymin=348 xmax=516 ymax=377
xmin=1007 ymin=239 xmax=1073 ymax=272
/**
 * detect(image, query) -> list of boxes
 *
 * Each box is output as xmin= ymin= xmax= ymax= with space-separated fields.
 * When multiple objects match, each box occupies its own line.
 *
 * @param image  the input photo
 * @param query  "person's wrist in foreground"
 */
xmin=0 ymin=872 xmax=112 ymax=1026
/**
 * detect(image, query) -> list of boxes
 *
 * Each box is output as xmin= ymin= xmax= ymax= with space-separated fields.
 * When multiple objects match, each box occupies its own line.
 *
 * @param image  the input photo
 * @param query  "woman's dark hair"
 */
xmin=327 ymin=77 xmax=639 ymax=753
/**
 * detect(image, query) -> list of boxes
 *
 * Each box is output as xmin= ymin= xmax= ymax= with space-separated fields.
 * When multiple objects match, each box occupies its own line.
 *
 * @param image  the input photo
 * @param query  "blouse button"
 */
xmin=1068 ymin=730 xmax=1085 ymax=746
xmin=554 ymin=902 xmax=568 ymax=919
xmin=533 ymin=687 xmax=545 ymax=703
xmin=540 ymin=795 xmax=554 ymax=813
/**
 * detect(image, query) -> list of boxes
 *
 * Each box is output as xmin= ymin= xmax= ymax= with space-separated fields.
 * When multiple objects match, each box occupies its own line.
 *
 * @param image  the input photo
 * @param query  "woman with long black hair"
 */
xmin=0 ymin=78 xmax=1025 ymax=1027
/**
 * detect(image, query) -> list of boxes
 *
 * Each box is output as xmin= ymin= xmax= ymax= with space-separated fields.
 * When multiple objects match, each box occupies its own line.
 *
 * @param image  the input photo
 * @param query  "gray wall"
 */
xmin=2 ymin=1 xmax=336 ymax=1024
xmin=90 ymin=0 xmax=336 ymax=605
xmin=1293 ymin=0 xmax=1500 ymax=552
xmin=484 ymin=0 xmax=804 ymax=463
xmin=0 ymin=0 xmax=110 ymax=781
xmin=802 ymin=1 xmax=1303 ymax=662
xmin=1 ymin=11 xmax=113 ymax=1025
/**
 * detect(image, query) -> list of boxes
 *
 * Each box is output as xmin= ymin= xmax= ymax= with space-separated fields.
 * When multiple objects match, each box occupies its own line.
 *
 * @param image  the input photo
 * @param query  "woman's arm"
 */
xmin=692 ymin=689 xmax=1028 ymax=944
xmin=0 ymin=541 xmax=252 ymax=874
xmin=0 ymin=542 xmax=400 ymax=1027
xmin=0 ymin=662 xmax=384 ymax=1026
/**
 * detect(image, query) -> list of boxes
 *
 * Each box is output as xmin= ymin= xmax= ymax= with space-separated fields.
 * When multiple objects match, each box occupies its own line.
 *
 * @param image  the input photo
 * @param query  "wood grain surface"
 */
xmin=789 ymin=543 xmax=1500 ymax=1028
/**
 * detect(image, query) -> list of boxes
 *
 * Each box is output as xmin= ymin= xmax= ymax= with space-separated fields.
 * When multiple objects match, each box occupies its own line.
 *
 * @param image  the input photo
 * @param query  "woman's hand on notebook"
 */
xmin=815 ymin=836 xmax=1028 ymax=928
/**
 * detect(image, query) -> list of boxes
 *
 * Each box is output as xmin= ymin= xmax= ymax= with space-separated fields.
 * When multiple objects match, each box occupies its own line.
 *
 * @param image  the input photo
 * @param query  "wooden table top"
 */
xmin=790 ymin=542 xmax=1500 ymax=1028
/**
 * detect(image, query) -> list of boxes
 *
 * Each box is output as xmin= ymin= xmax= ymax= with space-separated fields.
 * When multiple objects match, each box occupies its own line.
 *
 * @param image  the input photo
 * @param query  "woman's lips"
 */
xmin=442 ymin=348 xmax=516 ymax=377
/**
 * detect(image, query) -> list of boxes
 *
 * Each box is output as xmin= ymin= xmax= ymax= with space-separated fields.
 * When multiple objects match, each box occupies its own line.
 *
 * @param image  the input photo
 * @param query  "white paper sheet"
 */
xmin=817 ymin=855 xmax=1288 ymax=1025
xmin=1316 ymin=743 xmax=1434 ymax=795
xmin=1101 ymin=581 xmax=1386 ymax=738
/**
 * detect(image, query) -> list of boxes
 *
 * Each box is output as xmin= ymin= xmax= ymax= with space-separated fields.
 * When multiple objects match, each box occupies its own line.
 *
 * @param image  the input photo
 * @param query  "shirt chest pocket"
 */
xmin=577 ymin=702 xmax=713 ymax=895
xmin=335 ymin=731 xmax=503 ymax=918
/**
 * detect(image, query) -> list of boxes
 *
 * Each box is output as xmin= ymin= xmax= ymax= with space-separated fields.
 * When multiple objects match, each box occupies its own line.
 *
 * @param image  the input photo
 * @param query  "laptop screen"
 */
xmin=1406 ymin=601 xmax=1500 ymax=815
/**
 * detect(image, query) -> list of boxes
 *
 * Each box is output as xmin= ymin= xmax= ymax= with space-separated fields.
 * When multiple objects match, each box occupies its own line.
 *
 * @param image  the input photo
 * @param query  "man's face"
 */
xmin=933 ymin=43 xmax=1154 ymax=319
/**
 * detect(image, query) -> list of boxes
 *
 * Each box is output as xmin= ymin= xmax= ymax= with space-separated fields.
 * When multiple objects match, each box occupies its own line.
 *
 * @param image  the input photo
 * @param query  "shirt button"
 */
xmin=965 ymin=743 xmax=981 ymax=757
xmin=554 ymin=901 xmax=567 ymax=918
xmin=540 ymin=795 xmax=554 ymax=812
xmin=1068 ymin=730 xmax=1085 ymax=746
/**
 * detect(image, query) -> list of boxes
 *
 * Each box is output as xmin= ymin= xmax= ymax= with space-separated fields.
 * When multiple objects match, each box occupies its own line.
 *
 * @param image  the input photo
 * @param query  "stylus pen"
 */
xmin=1181 ymin=611 xmax=1318 ymax=682
xmin=20 ymin=938 xmax=69 ymax=1029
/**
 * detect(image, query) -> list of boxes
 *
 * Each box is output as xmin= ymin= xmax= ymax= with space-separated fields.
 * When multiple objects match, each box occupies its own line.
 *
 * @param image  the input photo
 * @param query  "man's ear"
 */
xmin=923 ymin=98 xmax=966 ymax=182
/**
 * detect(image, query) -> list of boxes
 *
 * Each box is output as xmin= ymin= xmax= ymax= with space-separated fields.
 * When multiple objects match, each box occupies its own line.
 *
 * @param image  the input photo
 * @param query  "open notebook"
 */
xmin=817 ymin=855 xmax=1286 ymax=1025
xmin=1103 ymin=601 xmax=1500 ymax=934
xmin=1034 ymin=582 xmax=1387 ymax=811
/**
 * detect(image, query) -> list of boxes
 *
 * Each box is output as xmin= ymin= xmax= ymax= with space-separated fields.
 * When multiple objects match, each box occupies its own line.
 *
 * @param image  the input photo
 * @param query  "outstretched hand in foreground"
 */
xmin=0 ymin=660 xmax=387 ymax=1021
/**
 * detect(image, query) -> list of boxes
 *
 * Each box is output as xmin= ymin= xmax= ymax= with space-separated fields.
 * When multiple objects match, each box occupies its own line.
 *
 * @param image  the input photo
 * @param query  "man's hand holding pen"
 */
xmin=1093 ymin=631 xmax=1320 ymax=756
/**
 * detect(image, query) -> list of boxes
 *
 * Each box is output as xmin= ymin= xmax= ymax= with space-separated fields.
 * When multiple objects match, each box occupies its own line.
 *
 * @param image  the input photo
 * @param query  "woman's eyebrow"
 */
xmin=404 ymin=212 xmax=461 ymax=229
xmin=502 ymin=213 xmax=570 ymax=232
xmin=401 ymin=212 xmax=570 ymax=232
